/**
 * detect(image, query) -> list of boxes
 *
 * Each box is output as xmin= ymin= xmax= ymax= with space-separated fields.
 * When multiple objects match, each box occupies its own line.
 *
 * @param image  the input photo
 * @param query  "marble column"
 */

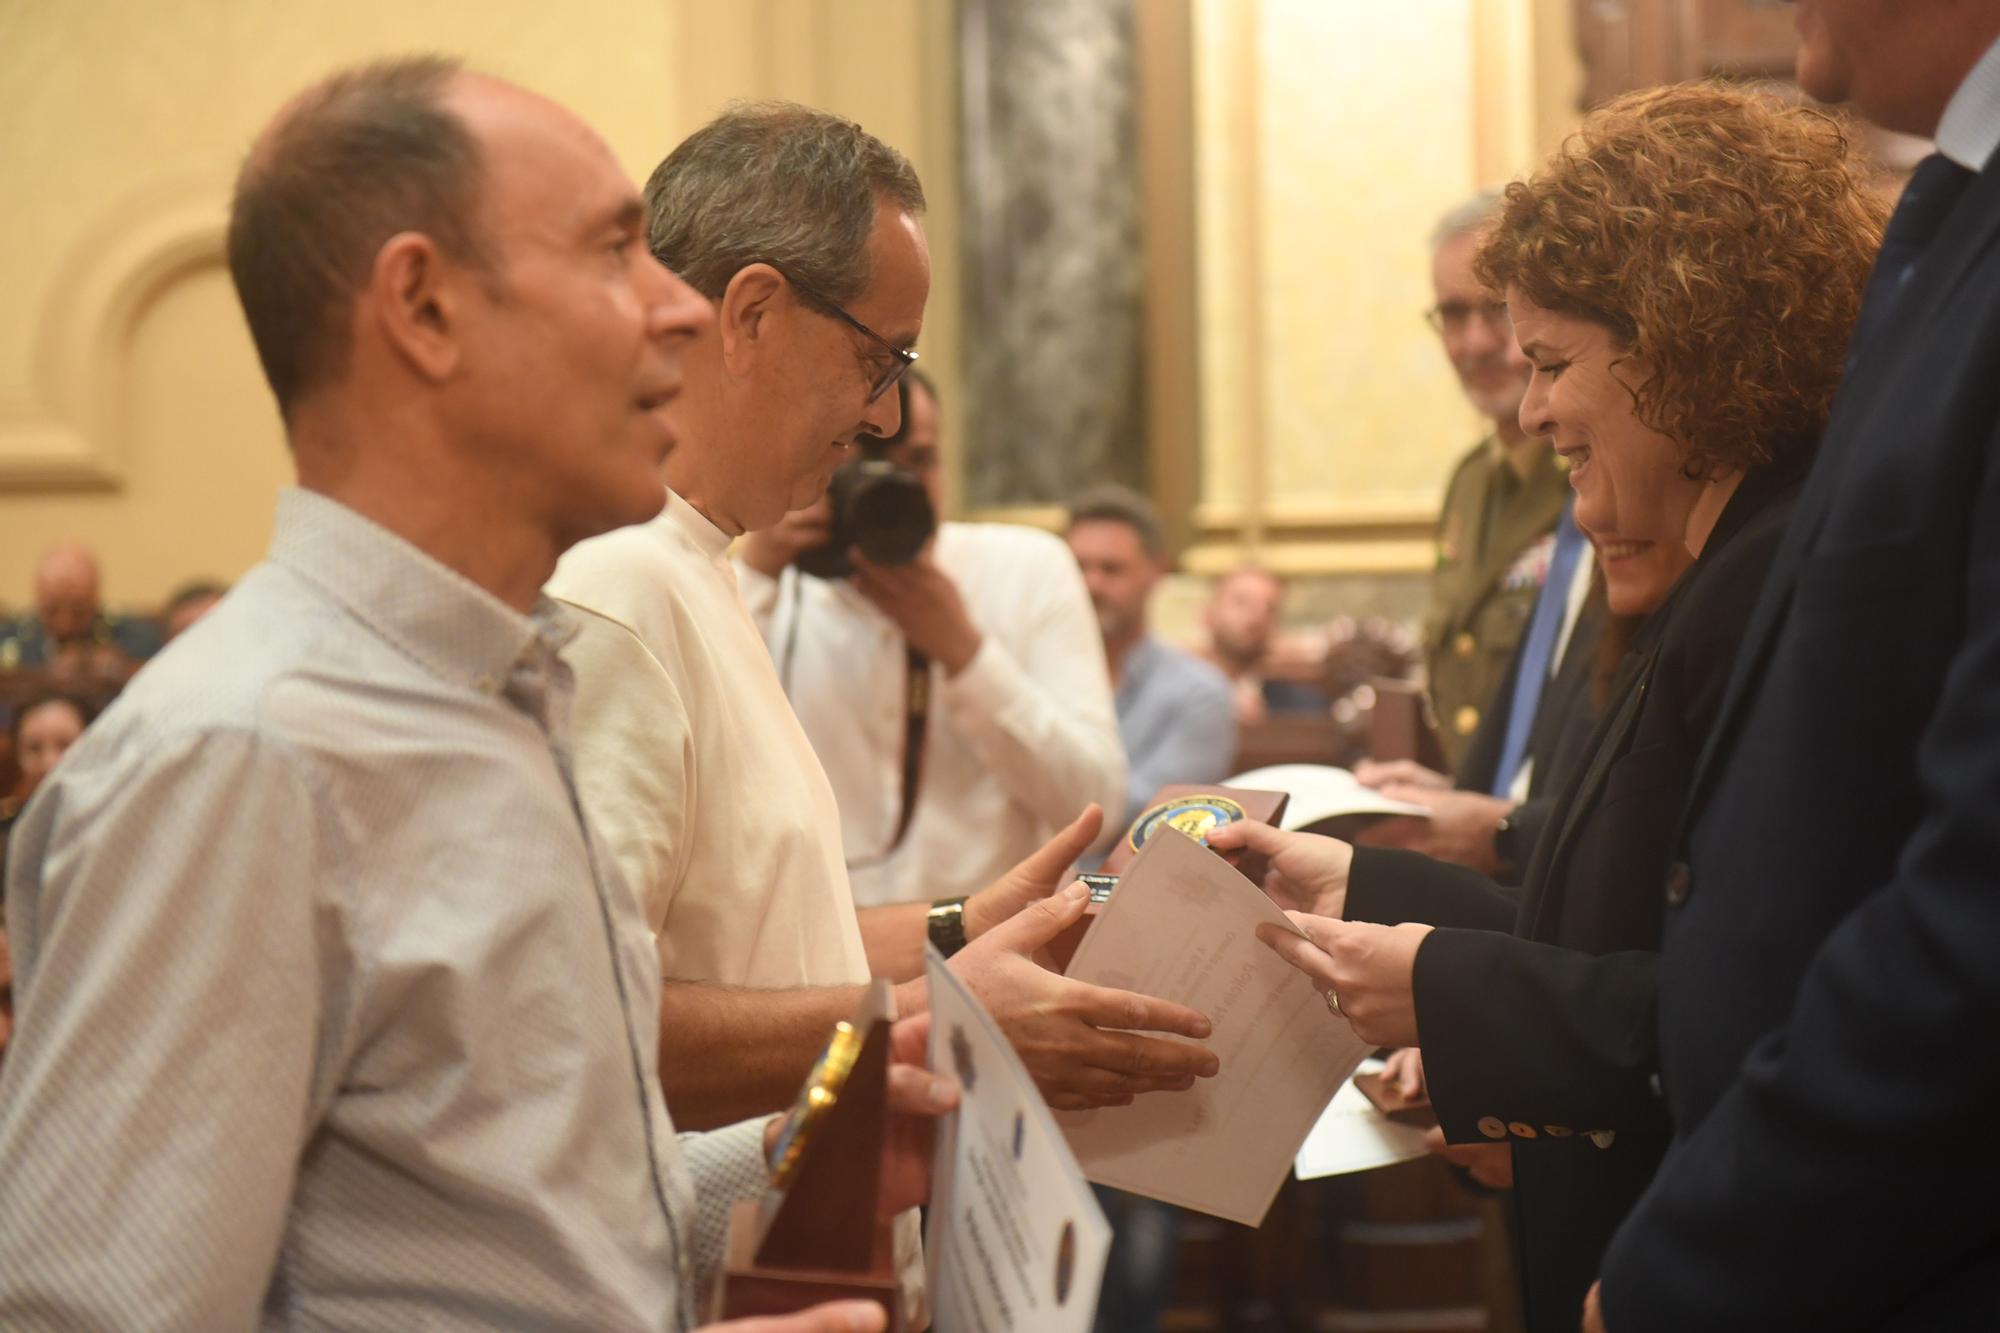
xmin=958 ymin=0 xmax=1147 ymax=509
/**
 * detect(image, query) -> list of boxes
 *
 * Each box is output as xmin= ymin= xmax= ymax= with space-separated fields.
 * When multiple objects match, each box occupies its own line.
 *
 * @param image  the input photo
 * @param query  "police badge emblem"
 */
xmin=1127 ymin=793 xmax=1249 ymax=854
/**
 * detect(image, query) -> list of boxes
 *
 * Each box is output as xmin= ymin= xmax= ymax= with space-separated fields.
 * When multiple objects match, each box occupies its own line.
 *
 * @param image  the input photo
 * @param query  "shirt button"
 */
xmin=1587 ymin=1130 xmax=1617 ymax=1150
xmin=1508 ymin=1121 xmax=1537 ymax=1140
xmin=1664 ymin=860 xmax=1692 ymax=907
xmin=1476 ymin=1116 xmax=1507 ymax=1140
xmin=1454 ymin=632 xmax=1477 ymax=657
xmin=1543 ymin=1124 xmax=1573 ymax=1138
xmin=1455 ymin=705 xmax=1480 ymax=735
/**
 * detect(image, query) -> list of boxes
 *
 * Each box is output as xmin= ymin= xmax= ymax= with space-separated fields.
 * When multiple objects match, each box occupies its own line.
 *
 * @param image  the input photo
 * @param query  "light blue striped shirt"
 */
xmin=0 ymin=488 xmax=762 ymax=1331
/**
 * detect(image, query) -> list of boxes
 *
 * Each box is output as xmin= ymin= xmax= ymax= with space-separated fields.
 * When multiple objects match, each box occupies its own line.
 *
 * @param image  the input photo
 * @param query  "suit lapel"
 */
xmin=1521 ymin=634 xmax=1659 ymax=939
xmin=1681 ymin=152 xmax=2000 ymax=829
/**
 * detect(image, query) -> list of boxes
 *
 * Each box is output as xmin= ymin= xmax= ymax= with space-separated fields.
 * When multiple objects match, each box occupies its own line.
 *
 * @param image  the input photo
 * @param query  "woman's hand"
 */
xmin=1256 ymin=913 xmax=1432 ymax=1048
xmin=1203 ymin=820 xmax=1355 ymax=919
xmin=1425 ymin=1123 xmax=1514 ymax=1190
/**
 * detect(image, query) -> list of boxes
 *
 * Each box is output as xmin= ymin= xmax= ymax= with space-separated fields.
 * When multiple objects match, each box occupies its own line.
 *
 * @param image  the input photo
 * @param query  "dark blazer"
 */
xmin=1344 ymin=464 xmax=1801 ymax=1332
xmin=1599 ymin=154 xmax=2000 ymax=1330
xmin=1455 ymin=587 xmax=1608 ymax=881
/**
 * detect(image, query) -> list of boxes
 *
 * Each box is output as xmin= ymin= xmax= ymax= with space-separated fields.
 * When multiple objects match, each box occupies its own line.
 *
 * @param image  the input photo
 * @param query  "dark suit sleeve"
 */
xmin=1346 ymin=846 xmax=1514 ymax=932
xmin=1600 ymin=432 xmax=2000 ymax=1331
xmin=1412 ymin=931 xmax=1664 ymax=1143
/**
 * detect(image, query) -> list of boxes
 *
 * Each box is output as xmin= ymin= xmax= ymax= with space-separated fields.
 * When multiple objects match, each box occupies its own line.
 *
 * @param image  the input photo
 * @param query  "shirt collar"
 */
xmin=661 ymin=488 xmax=736 ymax=564
xmin=267 ymin=487 xmax=568 ymax=698
xmin=1936 ymin=32 xmax=2000 ymax=171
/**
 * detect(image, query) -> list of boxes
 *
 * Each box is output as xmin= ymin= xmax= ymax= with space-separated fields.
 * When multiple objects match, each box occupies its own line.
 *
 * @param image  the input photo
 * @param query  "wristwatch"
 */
xmin=927 ymin=895 xmax=969 ymax=958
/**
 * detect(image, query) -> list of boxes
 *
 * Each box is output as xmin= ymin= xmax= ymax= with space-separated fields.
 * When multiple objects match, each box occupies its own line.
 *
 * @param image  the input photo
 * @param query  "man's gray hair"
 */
xmin=1067 ymin=483 xmax=1167 ymax=562
xmin=1429 ymin=189 xmax=1504 ymax=251
xmin=644 ymin=100 xmax=925 ymax=305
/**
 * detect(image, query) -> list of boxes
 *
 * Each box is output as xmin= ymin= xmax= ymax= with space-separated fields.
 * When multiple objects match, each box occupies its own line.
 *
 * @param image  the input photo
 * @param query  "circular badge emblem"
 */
xmin=1128 ymin=794 xmax=1247 ymax=853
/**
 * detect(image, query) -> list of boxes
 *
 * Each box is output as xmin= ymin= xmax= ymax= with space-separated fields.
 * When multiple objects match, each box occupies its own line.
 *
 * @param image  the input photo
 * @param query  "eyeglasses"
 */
xmin=1425 ymin=299 xmax=1512 ymax=337
xmin=776 ymin=269 xmax=917 ymax=403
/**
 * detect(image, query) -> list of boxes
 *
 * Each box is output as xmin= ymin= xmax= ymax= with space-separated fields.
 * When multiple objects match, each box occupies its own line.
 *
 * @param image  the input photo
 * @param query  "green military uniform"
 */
xmin=1422 ymin=436 xmax=1569 ymax=773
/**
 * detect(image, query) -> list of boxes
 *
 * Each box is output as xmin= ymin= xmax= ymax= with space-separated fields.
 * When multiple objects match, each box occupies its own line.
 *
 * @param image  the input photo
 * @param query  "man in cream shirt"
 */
xmin=736 ymin=369 xmax=1126 ymax=908
xmin=549 ymin=103 xmax=1219 ymax=1138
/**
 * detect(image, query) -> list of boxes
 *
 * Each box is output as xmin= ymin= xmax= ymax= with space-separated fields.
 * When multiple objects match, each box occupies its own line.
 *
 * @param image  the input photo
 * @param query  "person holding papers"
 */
xmin=1209 ymin=83 xmax=1883 ymax=1333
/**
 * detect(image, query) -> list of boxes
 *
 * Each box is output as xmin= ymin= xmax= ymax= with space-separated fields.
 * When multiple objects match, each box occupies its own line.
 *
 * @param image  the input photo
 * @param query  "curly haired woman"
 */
xmin=1209 ymin=81 xmax=1887 ymax=1331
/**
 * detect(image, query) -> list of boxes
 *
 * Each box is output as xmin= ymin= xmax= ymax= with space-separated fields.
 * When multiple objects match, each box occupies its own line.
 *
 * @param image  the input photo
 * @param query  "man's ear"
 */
xmin=715 ymin=263 xmax=785 ymax=375
xmin=365 ymin=232 xmax=465 ymax=384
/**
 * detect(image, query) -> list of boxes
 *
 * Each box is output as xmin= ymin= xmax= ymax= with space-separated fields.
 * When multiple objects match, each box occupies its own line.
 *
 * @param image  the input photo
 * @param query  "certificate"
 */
xmin=1293 ymin=1060 xmax=1433 ymax=1180
xmin=1057 ymin=827 xmax=1373 ymax=1226
xmin=925 ymin=945 xmax=1109 ymax=1332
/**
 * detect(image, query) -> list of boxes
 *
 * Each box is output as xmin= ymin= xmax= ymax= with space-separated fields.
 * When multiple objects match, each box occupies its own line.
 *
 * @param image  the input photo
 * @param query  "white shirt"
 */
xmin=1936 ymin=32 xmax=2000 ymax=171
xmin=549 ymin=490 xmax=869 ymax=989
xmin=738 ymin=522 xmax=1125 ymax=908
xmin=0 ymin=489 xmax=765 ymax=1332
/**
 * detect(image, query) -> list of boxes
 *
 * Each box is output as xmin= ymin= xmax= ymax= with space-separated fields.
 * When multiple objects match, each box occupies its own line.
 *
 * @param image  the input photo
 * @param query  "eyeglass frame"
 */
xmin=1424 ymin=298 xmax=1512 ymax=337
xmin=768 ymin=265 xmax=917 ymax=403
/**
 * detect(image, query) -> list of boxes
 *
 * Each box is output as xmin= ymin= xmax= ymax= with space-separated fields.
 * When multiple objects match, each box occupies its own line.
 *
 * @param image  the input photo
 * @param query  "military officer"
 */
xmin=1418 ymin=194 xmax=1566 ymax=769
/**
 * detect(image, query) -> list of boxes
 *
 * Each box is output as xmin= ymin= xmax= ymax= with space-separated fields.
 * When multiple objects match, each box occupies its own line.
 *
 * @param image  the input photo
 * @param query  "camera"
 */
xmin=795 ymin=374 xmax=937 ymax=579
xmin=795 ymin=458 xmax=937 ymax=579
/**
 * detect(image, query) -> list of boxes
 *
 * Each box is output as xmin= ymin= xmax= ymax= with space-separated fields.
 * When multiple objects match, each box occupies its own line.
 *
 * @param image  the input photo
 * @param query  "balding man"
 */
xmin=0 ymin=541 xmax=161 ymax=672
xmin=0 ymin=58 xmax=939 ymax=1333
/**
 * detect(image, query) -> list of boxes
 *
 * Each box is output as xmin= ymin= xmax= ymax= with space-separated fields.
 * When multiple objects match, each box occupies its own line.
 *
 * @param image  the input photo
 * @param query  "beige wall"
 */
xmin=1184 ymin=0 xmax=1579 ymax=576
xmin=0 ymin=0 xmax=1578 ymax=608
xmin=0 ymin=0 xmax=957 ymax=611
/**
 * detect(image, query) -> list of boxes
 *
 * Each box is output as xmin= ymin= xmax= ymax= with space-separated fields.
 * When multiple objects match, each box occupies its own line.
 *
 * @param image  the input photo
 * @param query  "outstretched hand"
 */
xmin=1353 ymin=758 xmax=1451 ymax=791
xmin=1204 ymin=820 xmax=1355 ymax=919
xmin=962 ymin=806 xmax=1106 ymax=942
xmin=1256 ymin=912 xmax=1431 ymax=1048
xmin=952 ymin=881 xmax=1221 ymax=1111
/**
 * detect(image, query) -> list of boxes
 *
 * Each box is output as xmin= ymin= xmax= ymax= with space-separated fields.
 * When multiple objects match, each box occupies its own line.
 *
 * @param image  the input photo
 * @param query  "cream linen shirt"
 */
xmin=549 ymin=490 xmax=869 ymax=988
xmin=738 ymin=521 xmax=1124 ymax=907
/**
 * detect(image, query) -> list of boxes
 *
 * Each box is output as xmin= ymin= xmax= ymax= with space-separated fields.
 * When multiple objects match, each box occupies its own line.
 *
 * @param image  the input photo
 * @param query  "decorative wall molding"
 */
xmin=0 ymin=179 xmax=230 ymax=492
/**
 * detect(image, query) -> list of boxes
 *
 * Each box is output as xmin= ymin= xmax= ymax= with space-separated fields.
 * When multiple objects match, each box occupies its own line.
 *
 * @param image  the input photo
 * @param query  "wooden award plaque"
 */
xmin=711 ymin=982 xmax=904 ymax=1330
xmin=1049 ymin=783 xmax=1290 ymax=970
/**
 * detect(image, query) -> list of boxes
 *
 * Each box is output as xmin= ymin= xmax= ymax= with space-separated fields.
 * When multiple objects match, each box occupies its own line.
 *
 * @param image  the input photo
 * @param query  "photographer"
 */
xmin=738 ymin=369 xmax=1125 ymax=907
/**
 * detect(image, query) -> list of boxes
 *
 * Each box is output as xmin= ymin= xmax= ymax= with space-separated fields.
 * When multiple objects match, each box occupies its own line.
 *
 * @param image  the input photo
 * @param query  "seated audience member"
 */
xmin=0 ymin=542 xmax=162 ymax=674
xmin=1064 ymin=484 xmax=1236 ymax=1333
xmin=1199 ymin=565 xmax=1331 ymax=726
xmin=161 ymin=580 xmax=229 ymax=642
xmin=548 ymin=102 xmax=1218 ymax=1163
xmin=737 ymin=368 xmax=1125 ymax=907
xmin=0 ymin=692 xmax=91 ymax=836
xmin=1218 ymin=83 xmax=1882 ymax=1333
xmin=0 ymin=58 xmax=946 ymax=1333
xmin=1420 ymin=194 xmax=1569 ymax=771
xmin=1065 ymin=484 xmax=1237 ymax=833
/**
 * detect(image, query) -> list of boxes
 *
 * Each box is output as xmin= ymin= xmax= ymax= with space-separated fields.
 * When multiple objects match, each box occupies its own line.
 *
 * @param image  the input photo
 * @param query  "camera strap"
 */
xmin=887 ymin=645 xmax=930 ymax=855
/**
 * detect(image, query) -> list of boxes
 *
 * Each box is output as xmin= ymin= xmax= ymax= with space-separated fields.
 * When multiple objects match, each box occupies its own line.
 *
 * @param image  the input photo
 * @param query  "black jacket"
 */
xmin=1344 ymin=462 xmax=1801 ymax=1332
xmin=1600 ymin=151 xmax=2000 ymax=1332
xmin=1454 ymin=587 xmax=1607 ymax=882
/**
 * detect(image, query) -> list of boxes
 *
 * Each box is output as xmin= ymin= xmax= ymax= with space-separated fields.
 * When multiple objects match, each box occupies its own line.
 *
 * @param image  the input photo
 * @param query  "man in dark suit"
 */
xmin=1360 ymin=503 xmax=1606 ymax=884
xmin=1592 ymin=4 xmax=2000 ymax=1328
